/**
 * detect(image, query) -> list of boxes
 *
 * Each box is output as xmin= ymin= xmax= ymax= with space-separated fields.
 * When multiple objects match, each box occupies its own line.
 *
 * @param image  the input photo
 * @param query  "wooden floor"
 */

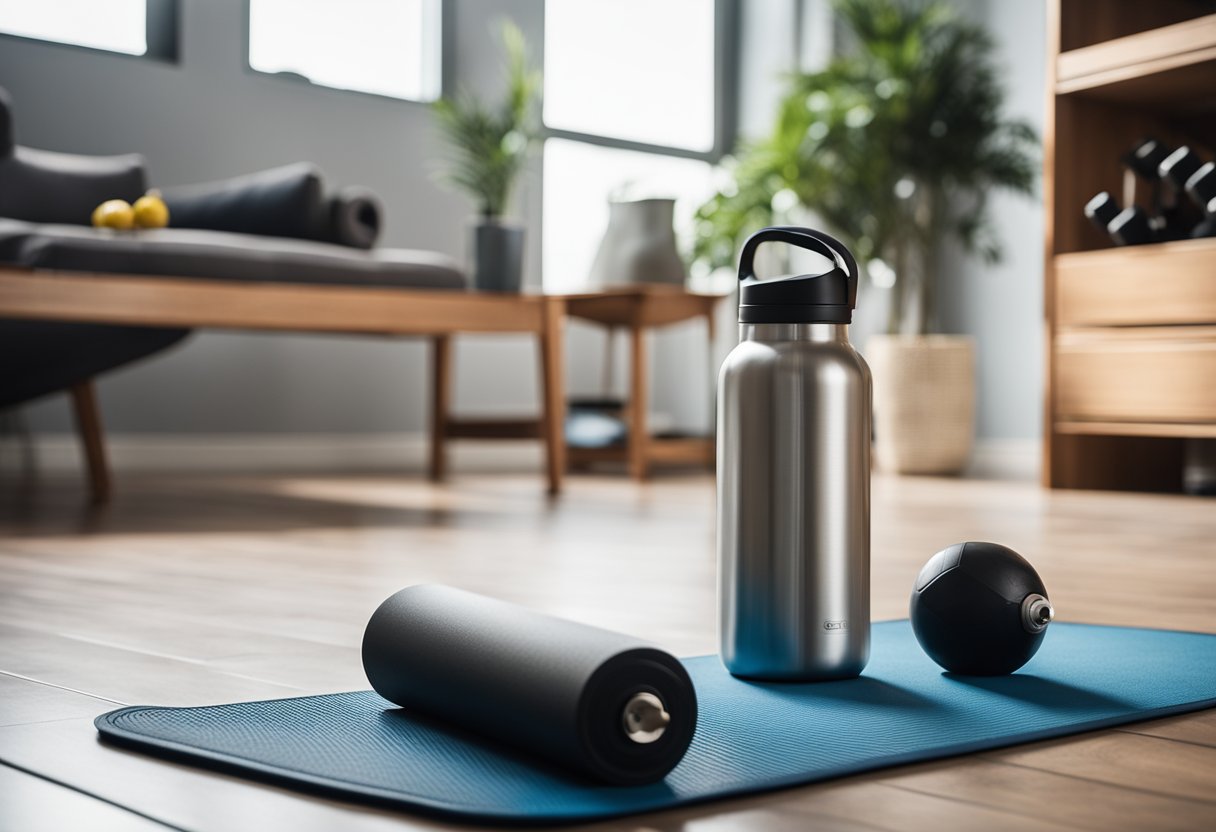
xmin=0 ymin=469 xmax=1213 ymax=831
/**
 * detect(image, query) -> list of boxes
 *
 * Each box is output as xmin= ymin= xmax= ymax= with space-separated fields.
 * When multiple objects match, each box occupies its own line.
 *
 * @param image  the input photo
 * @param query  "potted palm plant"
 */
xmin=693 ymin=0 xmax=1037 ymax=473
xmin=433 ymin=22 xmax=541 ymax=292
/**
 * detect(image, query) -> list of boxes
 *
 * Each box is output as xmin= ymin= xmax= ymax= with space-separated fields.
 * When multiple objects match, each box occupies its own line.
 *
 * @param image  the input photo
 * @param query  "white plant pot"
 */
xmin=867 ymin=334 xmax=975 ymax=475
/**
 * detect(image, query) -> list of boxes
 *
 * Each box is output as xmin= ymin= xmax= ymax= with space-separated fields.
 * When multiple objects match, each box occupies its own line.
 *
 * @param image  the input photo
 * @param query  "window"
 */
xmin=542 ymin=0 xmax=730 ymax=291
xmin=544 ymin=0 xmax=717 ymax=152
xmin=248 ymin=0 xmax=441 ymax=102
xmin=0 ymin=0 xmax=147 ymax=55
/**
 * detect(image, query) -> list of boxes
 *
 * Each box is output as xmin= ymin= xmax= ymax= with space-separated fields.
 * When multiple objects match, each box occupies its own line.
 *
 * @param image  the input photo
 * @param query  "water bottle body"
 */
xmin=718 ymin=323 xmax=871 ymax=680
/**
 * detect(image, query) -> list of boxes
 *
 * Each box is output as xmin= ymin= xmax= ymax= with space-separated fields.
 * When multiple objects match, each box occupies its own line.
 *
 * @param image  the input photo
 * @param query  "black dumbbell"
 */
xmin=1125 ymin=139 xmax=1191 ymax=240
xmin=1159 ymin=145 xmax=1204 ymax=192
xmin=1125 ymin=138 xmax=1171 ymax=181
xmin=1085 ymin=191 xmax=1156 ymax=246
xmin=1184 ymin=162 xmax=1216 ymax=238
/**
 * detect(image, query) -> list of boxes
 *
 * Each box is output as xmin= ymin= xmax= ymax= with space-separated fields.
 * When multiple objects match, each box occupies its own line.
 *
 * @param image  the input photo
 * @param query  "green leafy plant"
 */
xmin=433 ymin=21 xmax=541 ymax=219
xmin=693 ymin=0 xmax=1038 ymax=334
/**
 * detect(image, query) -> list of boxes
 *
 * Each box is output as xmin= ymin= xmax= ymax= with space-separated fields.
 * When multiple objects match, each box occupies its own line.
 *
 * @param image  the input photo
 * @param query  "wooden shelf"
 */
xmin=1055 ymin=421 xmax=1216 ymax=439
xmin=1056 ymin=13 xmax=1216 ymax=103
xmin=1045 ymin=1 xmax=1216 ymax=492
xmin=1055 ymin=237 xmax=1216 ymax=327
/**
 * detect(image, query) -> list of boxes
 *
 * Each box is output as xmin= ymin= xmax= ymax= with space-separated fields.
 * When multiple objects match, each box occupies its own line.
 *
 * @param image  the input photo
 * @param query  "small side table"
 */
xmin=564 ymin=286 xmax=725 ymax=480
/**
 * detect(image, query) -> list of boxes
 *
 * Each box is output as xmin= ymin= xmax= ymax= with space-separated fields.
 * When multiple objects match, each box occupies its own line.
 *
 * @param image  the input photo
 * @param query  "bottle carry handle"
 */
xmin=737 ymin=226 xmax=858 ymax=309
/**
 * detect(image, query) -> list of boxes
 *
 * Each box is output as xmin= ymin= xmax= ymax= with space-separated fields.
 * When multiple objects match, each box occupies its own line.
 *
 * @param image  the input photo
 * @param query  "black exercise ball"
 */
xmin=910 ymin=542 xmax=1053 ymax=675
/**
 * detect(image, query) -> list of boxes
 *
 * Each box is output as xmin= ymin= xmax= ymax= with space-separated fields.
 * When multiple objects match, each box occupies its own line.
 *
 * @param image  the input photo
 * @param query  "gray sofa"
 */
xmin=0 ymin=85 xmax=466 ymax=501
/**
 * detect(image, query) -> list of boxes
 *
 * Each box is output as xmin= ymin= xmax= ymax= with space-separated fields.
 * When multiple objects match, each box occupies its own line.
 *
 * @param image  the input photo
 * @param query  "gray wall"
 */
xmin=937 ymin=0 xmax=1046 ymax=441
xmin=3 ymin=0 xmax=547 ymax=435
xmin=3 ymin=0 xmax=1046 ymax=441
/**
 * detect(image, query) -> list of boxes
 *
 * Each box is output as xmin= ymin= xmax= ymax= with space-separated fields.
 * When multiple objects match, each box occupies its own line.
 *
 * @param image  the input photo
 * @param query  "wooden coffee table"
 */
xmin=0 ymin=268 xmax=569 ymax=496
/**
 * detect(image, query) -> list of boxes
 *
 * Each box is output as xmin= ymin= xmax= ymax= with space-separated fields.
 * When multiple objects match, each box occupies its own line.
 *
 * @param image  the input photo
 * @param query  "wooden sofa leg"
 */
xmin=70 ymin=382 xmax=112 ymax=505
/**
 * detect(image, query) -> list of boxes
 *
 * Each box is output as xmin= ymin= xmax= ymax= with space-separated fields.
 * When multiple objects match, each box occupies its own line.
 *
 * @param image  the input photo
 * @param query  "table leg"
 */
xmin=539 ymin=297 xmax=567 ymax=495
xmin=70 ymin=381 xmax=111 ymax=506
xmin=706 ymin=308 xmax=718 ymax=471
xmin=428 ymin=334 xmax=452 ymax=482
xmin=629 ymin=324 xmax=649 ymax=480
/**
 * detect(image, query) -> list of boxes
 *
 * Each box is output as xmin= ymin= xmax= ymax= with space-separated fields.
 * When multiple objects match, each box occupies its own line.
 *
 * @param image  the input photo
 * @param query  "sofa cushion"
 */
xmin=0 ymin=219 xmax=466 ymax=291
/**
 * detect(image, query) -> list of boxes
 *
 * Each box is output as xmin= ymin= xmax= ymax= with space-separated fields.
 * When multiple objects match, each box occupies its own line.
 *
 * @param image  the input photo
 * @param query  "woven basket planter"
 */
xmin=867 ymin=334 xmax=975 ymax=475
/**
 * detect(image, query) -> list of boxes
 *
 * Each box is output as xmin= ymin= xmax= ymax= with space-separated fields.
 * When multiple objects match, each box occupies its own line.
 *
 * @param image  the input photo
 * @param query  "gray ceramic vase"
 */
xmin=587 ymin=198 xmax=686 ymax=288
xmin=472 ymin=219 xmax=525 ymax=293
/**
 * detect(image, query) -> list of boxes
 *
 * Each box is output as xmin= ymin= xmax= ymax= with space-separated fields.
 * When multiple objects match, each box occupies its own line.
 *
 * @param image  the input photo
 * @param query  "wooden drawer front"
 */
xmin=1055 ymin=240 xmax=1216 ymax=327
xmin=1056 ymin=335 xmax=1216 ymax=422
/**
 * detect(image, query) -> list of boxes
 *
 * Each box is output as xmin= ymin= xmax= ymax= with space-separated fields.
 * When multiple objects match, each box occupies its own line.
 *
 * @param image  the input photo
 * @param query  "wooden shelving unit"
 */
xmin=1044 ymin=0 xmax=1216 ymax=492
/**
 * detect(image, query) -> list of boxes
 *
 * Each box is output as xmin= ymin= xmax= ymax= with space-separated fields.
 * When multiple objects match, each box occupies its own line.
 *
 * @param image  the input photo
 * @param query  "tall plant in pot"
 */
xmin=433 ymin=21 xmax=540 ymax=293
xmin=693 ymin=0 xmax=1037 ymax=473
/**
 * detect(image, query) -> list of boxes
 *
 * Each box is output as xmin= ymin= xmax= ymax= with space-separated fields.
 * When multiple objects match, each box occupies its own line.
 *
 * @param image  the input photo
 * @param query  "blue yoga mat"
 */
xmin=96 ymin=621 xmax=1216 ymax=824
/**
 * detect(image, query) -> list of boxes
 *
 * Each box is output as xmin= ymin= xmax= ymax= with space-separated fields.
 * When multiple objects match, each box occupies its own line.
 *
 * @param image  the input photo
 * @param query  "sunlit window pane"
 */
xmin=249 ymin=0 xmax=440 ymax=101
xmin=543 ymin=139 xmax=717 ymax=293
xmin=0 ymin=0 xmax=146 ymax=55
xmin=544 ymin=0 xmax=716 ymax=151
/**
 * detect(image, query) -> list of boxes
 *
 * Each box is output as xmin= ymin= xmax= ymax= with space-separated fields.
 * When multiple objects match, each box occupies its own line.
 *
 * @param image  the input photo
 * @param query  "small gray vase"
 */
xmin=472 ymin=219 xmax=525 ymax=293
xmin=587 ymin=198 xmax=686 ymax=288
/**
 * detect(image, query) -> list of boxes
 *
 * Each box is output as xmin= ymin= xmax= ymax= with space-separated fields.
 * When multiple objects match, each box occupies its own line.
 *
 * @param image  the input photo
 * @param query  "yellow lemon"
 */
xmin=132 ymin=190 xmax=170 ymax=229
xmin=91 ymin=199 xmax=135 ymax=230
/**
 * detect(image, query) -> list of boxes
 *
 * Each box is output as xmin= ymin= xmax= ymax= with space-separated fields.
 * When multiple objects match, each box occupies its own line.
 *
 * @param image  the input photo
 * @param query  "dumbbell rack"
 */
xmin=1044 ymin=0 xmax=1216 ymax=491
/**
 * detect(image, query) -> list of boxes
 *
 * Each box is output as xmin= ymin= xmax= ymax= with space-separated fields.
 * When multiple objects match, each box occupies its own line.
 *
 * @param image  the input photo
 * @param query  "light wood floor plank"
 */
xmin=0 ymin=672 xmax=117 ymax=727
xmin=881 ymin=756 xmax=1210 ymax=831
xmin=0 ymin=761 xmax=170 ymax=832
xmin=984 ymin=732 xmax=1216 ymax=803
xmin=1118 ymin=707 xmax=1216 ymax=749
xmin=0 ymin=622 xmax=304 ymax=706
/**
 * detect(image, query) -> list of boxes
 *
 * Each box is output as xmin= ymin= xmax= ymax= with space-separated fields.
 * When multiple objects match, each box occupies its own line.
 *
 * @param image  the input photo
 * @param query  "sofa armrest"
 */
xmin=0 ymin=146 xmax=148 ymax=226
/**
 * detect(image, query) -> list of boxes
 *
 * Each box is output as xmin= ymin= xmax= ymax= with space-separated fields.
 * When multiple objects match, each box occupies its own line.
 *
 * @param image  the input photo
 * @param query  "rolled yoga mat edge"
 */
xmin=95 ymin=621 xmax=1216 ymax=825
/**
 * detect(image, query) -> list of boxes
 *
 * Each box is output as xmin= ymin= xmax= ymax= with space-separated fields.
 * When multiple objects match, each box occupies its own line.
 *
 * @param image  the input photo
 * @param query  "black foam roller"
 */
xmin=362 ymin=585 xmax=697 ymax=786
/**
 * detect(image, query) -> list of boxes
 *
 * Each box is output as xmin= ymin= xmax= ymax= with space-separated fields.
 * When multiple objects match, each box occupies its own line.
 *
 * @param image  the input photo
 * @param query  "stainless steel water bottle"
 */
xmin=718 ymin=227 xmax=871 ymax=680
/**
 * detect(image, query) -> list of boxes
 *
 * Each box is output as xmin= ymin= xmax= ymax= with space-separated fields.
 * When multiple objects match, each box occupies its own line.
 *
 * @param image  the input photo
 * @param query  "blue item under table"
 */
xmin=96 ymin=621 xmax=1216 ymax=825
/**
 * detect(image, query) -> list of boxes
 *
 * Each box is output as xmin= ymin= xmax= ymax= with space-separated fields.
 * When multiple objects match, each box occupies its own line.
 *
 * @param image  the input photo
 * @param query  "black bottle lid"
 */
xmin=737 ymin=227 xmax=859 ymax=324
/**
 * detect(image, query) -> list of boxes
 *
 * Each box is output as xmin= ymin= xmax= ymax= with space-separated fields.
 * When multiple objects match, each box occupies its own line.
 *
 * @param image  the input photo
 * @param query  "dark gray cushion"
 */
xmin=0 ymin=218 xmax=466 ymax=290
xmin=162 ymin=165 xmax=383 ymax=250
xmin=160 ymin=163 xmax=325 ymax=241
xmin=0 ymin=146 xmax=147 ymax=226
